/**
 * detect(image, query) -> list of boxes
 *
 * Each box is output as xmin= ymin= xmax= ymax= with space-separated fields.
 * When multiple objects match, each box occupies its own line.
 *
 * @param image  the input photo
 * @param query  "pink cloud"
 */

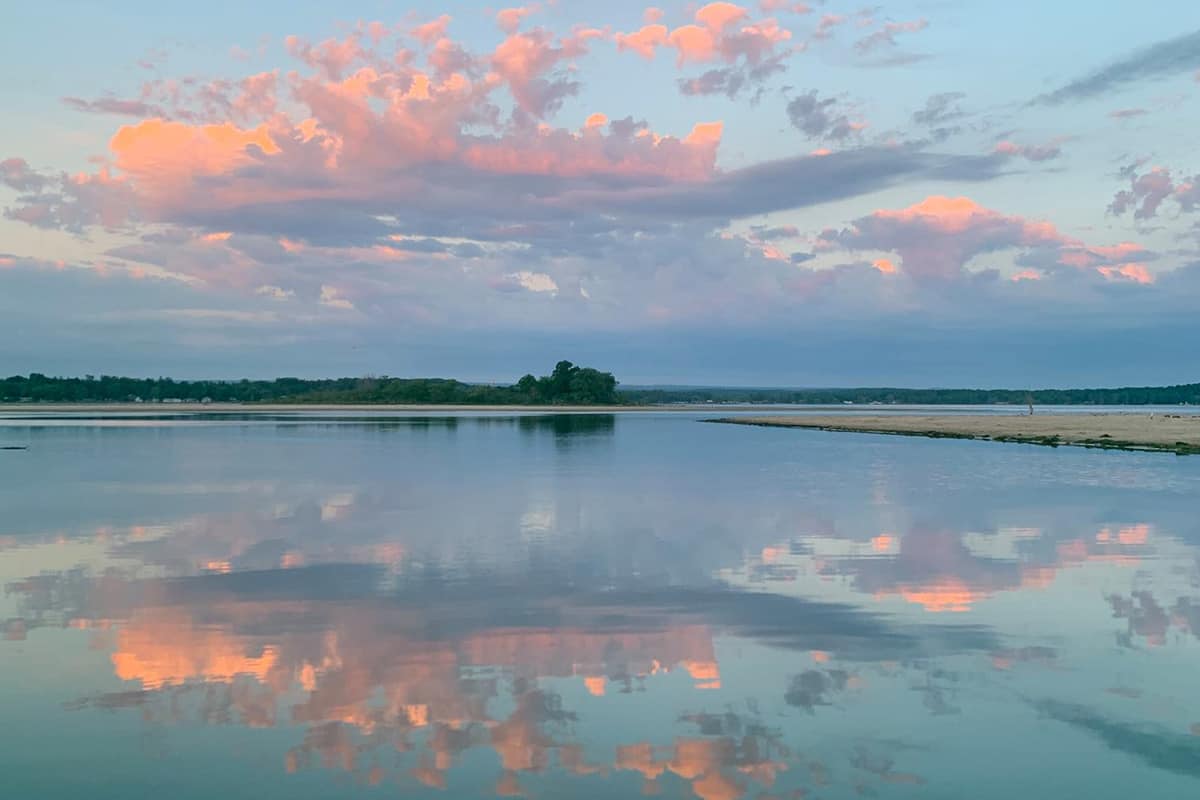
xmin=1 ymin=159 xmax=136 ymax=231
xmin=10 ymin=22 xmax=732 ymax=246
xmin=1099 ymin=264 xmax=1153 ymax=284
xmin=365 ymin=21 xmax=389 ymax=46
xmin=993 ymin=138 xmax=1064 ymax=162
xmin=496 ymin=6 xmax=538 ymax=34
xmin=812 ymin=14 xmax=845 ymax=40
xmin=644 ymin=7 xmax=665 ymax=23
xmin=411 ymin=15 xmax=452 ymax=47
xmin=695 ymin=2 xmax=749 ymax=32
xmin=461 ymin=119 xmax=720 ymax=180
xmin=823 ymin=196 xmax=1160 ymax=286
xmin=830 ymin=196 xmax=1072 ymax=280
xmin=667 ymin=25 xmax=718 ymax=64
xmin=232 ymin=71 xmax=279 ymax=122
xmin=684 ymin=120 xmax=724 ymax=146
xmin=490 ymin=27 xmax=604 ymax=116
xmin=871 ymin=197 xmax=1060 ymax=239
xmin=1 ymin=157 xmax=47 ymax=191
xmin=615 ymin=3 xmax=792 ymax=73
xmin=427 ymin=38 xmax=476 ymax=77
xmin=284 ymin=33 xmax=368 ymax=81
xmin=109 ymin=119 xmax=280 ymax=202
xmin=615 ymin=24 xmax=669 ymax=59
xmin=1110 ymin=165 xmax=1200 ymax=220
xmin=1060 ymin=241 xmax=1149 ymax=266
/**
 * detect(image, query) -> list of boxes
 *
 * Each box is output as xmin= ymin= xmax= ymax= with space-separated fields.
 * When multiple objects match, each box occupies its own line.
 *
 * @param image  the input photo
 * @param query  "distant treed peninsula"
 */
xmin=2 ymin=367 xmax=1198 ymax=406
xmin=0 ymin=361 xmax=619 ymax=405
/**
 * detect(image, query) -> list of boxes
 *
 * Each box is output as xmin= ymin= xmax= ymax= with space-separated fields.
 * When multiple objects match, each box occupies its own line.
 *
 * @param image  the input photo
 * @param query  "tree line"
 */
xmin=3 ymin=367 xmax=1197 ymax=406
xmin=622 ymin=384 xmax=1200 ymax=406
xmin=0 ymin=361 xmax=621 ymax=405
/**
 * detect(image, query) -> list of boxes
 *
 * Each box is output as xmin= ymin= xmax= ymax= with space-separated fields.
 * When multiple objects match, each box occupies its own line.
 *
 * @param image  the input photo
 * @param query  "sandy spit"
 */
xmin=712 ymin=414 xmax=1200 ymax=455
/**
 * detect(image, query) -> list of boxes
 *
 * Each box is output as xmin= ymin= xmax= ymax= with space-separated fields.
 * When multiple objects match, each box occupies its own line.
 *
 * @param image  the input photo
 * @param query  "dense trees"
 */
xmin=512 ymin=361 xmax=619 ymax=405
xmin=0 ymin=362 xmax=622 ymax=405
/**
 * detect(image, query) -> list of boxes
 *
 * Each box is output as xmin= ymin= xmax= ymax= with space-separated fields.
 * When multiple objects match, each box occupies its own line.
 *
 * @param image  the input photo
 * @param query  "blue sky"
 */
xmin=2 ymin=1 xmax=1200 ymax=386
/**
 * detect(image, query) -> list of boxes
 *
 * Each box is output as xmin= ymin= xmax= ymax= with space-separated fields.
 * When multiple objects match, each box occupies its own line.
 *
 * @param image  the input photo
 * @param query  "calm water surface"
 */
xmin=2 ymin=412 xmax=1199 ymax=798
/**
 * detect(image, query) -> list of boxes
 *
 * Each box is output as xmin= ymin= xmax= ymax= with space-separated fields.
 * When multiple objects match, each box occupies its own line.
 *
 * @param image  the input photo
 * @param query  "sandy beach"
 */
xmin=713 ymin=414 xmax=1200 ymax=455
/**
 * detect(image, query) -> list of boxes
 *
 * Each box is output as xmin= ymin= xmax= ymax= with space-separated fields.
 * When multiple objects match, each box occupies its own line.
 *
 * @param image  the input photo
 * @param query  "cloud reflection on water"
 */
xmin=2 ymin=413 xmax=1200 ymax=796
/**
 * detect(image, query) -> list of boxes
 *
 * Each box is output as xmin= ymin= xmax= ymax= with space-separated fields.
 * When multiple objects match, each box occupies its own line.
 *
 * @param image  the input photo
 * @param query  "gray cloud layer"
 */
xmin=1034 ymin=29 xmax=1200 ymax=105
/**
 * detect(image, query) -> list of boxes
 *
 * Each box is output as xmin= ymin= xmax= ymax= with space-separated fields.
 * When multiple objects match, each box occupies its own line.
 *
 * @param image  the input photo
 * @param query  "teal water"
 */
xmin=1 ymin=412 xmax=1199 ymax=798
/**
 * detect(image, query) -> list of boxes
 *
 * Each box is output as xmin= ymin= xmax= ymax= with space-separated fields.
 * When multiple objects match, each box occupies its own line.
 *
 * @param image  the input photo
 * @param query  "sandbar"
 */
xmin=712 ymin=414 xmax=1200 ymax=455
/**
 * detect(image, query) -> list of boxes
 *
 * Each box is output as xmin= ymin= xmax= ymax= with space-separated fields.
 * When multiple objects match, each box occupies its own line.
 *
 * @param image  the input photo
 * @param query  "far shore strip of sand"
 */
xmin=712 ymin=414 xmax=1200 ymax=455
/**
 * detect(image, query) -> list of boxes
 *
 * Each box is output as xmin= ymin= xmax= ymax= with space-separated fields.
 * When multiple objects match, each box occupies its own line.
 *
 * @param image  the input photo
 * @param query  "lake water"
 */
xmin=2 ymin=411 xmax=1199 ymax=798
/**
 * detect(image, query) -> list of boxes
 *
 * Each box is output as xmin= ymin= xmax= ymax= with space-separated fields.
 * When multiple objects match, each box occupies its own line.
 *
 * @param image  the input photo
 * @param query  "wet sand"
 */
xmin=713 ymin=414 xmax=1200 ymax=455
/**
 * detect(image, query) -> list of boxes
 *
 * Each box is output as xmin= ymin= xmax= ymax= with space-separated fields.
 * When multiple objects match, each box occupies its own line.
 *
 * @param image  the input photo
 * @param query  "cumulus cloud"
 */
xmin=4 ymin=11 xmax=1011 ymax=310
xmin=616 ymin=3 xmax=795 ymax=98
xmin=411 ymin=15 xmax=452 ymax=47
xmin=1033 ymin=29 xmax=1200 ymax=105
xmin=496 ymin=6 xmax=539 ymax=34
xmin=821 ymin=195 xmax=1155 ymax=283
xmin=490 ymin=26 xmax=605 ymax=116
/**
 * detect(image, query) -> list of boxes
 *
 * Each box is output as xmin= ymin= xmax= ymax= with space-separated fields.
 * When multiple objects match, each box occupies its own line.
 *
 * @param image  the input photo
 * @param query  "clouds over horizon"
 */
xmin=2 ymin=2 xmax=1200 ymax=383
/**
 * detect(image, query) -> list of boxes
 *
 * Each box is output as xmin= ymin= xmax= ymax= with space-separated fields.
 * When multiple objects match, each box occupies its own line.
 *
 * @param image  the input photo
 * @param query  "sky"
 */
xmin=2 ymin=1 xmax=1200 ymax=387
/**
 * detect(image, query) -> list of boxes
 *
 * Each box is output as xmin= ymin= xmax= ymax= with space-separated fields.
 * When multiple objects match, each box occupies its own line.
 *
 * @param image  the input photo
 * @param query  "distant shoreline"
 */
xmin=712 ymin=414 xmax=1200 ymax=455
xmin=2 ymin=403 xmax=1200 ymax=416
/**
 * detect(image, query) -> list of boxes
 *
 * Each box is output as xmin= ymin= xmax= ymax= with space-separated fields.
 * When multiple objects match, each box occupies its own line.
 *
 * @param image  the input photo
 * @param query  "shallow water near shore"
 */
xmin=2 ymin=411 xmax=1199 ymax=798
